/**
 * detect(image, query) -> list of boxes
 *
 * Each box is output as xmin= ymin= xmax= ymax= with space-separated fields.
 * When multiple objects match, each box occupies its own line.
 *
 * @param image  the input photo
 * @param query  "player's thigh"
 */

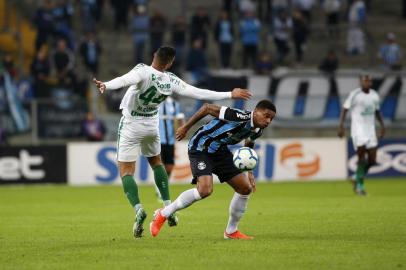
xmin=211 ymin=151 xmax=242 ymax=184
xmin=117 ymin=119 xmax=141 ymax=163
xmin=160 ymin=144 xmax=175 ymax=165
xmin=227 ymin=173 xmax=252 ymax=195
xmin=189 ymin=151 xmax=214 ymax=185
xmin=140 ymin=132 xmax=161 ymax=159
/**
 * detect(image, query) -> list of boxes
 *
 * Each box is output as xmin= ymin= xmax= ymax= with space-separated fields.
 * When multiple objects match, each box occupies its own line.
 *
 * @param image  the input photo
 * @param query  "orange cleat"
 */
xmin=150 ymin=209 xmax=167 ymax=237
xmin=224 ymin=230 xmax=253 ymax=240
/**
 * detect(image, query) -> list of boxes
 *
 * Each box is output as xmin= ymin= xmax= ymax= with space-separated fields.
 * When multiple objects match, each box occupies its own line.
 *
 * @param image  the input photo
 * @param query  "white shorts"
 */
xmin=116 ymin=116 xmax=161 ymax=162
xmin=351 ymin=134 xmax=378 ymax=150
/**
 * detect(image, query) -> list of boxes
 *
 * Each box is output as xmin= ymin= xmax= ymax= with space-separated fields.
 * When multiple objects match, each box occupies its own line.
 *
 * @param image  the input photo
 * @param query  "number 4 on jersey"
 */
xmin=139 ymin=86 xmax=167 ymax=105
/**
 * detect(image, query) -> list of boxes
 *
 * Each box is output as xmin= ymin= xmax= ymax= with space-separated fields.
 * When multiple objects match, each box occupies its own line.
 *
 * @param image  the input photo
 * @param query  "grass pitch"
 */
xmin=1 ymin=179 xmax=406 ymax=270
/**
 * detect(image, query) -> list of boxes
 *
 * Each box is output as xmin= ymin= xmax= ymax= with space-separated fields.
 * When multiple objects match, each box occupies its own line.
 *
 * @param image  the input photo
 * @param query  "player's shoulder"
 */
xmin=132 ymin=63 xmax=149 ymax=72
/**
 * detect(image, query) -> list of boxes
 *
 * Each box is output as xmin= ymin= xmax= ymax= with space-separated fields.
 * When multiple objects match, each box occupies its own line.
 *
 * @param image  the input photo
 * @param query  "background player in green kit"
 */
xmin=338 ymin=73 xmax=385 ymax=195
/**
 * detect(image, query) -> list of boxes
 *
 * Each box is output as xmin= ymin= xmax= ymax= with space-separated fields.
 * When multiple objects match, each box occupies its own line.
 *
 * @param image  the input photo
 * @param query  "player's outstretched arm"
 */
xmin=338 ymin=108 xmax=348 ymax=138
xmin=93 ymin=68 xmax=143 ymax=93
xmin=173 ymin=79 xmax=252 ymax=100
xmin=175 ymin=103 xmax=221 ymax=141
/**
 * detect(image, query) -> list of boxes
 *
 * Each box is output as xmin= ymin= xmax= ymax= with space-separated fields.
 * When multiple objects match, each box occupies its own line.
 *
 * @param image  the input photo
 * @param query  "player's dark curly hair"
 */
xmin=156 ymin=46 xmax=176 ymax=65
xmin=256 ymin=99 xmax=276 ymax=113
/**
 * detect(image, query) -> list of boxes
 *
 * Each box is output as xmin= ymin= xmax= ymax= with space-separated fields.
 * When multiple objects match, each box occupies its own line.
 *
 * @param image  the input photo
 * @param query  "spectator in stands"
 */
xmin=186 ymin=39 xmax=208 ymax=85
xmin=31 ymin=45 xmax=51 ymax=98
xmin=52 ymin=0 xmax=75 ymax=49
xmin=347 ymin=0 xmax=366 ymax=55
xmin=131 ymin=5 xmax=149 ymax=64
xmin=34 ymin=0 xmax=55 ymax=50
xmin=272 ymin=0 xmax=289 ymax=19
xmin=323 ymin=0 xmax=341 ymax=37
xmin=0 ymin=127 xmax=7 ymax=145
xmin=240 ymin=11 xmax=261 ymax=68
xmin=81 ymin=112 xmax=106 ymax=141
xmin=79 ymin=32 xmax=102 ymax=75
xmin=171 ymin=15 xmax=187 ymax=73
xmin=319 ymin=49 xmax=339 ymax=74
xmin=239 ymin=0 xmax=257 ymax=16
xmin=292 ymin=0 xmax=314 ymax=23
xmin=292 ymin=10 xmax=309 ymax=64
xmin=149 ymin=10 xmax=167 ymax=56
xmin=52 ymin=38 xmax=75 ymax=87
xmin=273 ymin=10 xmax=292 ymax=64
xmin=111 ymin=0 xmax=131 ymax=30
xmin=378 ymin=32 xmax=403 ymax=71
xmin=80 ymin=0 xmax=98 ymax=33
xmin=215 ymin=10 xmax=234 ymax=68
xmin=190 ymin=7 xmax=211 ymax=50
xmin=255 ymin=51 xmax=273 ymax=75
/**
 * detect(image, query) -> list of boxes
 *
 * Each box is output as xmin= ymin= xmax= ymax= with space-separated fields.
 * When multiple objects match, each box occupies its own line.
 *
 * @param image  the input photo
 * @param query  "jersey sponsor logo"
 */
xmin=348 ymin=143 xmax=406 ymax=174
xmin=236 ymin=112 xmax=250 ymax=120
xmin=279 ymin=143 xmax=320 ymax=178
xmin=197 ymin=161 xmax=206 ymax=170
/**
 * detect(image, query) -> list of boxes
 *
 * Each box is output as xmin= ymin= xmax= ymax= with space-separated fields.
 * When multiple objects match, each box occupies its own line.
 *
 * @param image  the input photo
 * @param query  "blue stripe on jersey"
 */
xmin=189 ymin=118 xmax=263 ymax=153
xmin=188 ymin=119 xmax=223 ymax=150
xmin=196 ymin=121 xmax=242 ymax=151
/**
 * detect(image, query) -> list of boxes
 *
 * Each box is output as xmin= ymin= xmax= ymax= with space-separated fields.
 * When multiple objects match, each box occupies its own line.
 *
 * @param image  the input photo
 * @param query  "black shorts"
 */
xmin=189 ymin=150 xmax=242 ymax=184
xmin=161 ymin=144 xmax=175 ymax=165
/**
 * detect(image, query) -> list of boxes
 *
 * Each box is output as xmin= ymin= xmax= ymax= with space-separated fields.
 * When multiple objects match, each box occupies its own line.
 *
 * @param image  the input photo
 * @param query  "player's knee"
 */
xmin=238 ymin=185 xmax=252 ymax=196
xmin=197 ymin=185 xmax=213 ymax=198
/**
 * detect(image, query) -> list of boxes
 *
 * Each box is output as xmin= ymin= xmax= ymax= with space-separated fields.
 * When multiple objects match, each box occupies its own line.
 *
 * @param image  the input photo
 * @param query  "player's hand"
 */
xmin=93 ymin=78 xmax=106 ymax=93
xmin=176 ymin=125 xmax=188 ymax=141
xmin=231 ymin=88 xmax=252 ymax=100
xmin=378 ymin=127 xmax=385 ymax=139
xmin=337 ymin=126 xmax=345 ymax=138
xmin=248 ymin=171 xmax=256 ymax=193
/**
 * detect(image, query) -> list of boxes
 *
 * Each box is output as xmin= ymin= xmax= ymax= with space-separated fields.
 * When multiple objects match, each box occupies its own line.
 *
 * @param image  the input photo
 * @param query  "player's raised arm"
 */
xmin=175 ymin=103 xmax=221 ymax=141
xmin=172 ymin=77 xmax=252 ymax=100
xmin=93 ymin=67 xmax=144 ymax=93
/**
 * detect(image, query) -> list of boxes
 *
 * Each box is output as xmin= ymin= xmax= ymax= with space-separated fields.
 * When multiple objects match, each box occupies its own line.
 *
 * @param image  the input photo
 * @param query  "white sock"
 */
xmin=161 ymin=188 xmax=201 ymax=217
xmin=225 ymin=192 xmax=249 ymax=234
xmin=163 ymin=200 xmax=171 ymax=207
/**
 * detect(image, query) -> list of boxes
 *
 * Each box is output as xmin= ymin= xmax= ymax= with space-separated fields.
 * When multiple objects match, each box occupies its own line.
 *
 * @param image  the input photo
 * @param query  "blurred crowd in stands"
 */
xmin=0 ymin=0 xmax=405 ymax=141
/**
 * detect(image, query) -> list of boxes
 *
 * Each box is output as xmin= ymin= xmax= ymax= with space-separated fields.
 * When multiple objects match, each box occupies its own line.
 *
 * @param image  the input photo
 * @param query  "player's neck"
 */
xmin=361 ymin=88 xmax=370 ymax=93
xmin=151 ymin=61 xmax=166 ymax=72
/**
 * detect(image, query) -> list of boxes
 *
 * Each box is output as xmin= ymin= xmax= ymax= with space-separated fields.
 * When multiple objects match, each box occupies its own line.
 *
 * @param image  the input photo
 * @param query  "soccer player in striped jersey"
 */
xmin=93 ymin=46 xmax=251 ymax=238
xmin=338 ymin=73 xmax=385 ymax=195
xmin=150 ymin=100 xmax=276 ymax=239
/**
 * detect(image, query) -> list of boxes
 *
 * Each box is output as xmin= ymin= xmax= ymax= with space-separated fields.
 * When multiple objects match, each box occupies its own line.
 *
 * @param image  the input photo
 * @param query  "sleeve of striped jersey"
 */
xmin=219 ymin=107 xmax=251 ymax=122
xmin=104 ymin=65 xmax=144 ymax=90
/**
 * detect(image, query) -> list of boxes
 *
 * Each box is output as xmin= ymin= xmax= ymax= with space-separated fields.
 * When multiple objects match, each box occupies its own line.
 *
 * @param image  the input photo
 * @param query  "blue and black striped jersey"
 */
xmin=188 ymin=106 xmax=263 ymax=153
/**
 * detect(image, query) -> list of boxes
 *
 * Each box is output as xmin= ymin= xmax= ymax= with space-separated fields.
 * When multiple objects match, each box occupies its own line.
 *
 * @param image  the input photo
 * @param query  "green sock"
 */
xmin=355 ymin=161 xmax=368 ymax=190
xmin=121 ymin=175 xmax=140 ymax=207
xmin=153 ymin=164 xmax=170 ymax=201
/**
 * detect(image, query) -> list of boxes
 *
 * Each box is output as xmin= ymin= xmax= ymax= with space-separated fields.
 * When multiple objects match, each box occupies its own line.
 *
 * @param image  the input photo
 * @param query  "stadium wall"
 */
xmin=1 ymin=138 xmax=406 ymax=185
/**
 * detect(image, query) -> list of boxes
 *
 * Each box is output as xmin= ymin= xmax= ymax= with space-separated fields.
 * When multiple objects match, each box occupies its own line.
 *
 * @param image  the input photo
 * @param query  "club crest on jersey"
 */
xmin=197 ymin=161 xmax=206 ymax=170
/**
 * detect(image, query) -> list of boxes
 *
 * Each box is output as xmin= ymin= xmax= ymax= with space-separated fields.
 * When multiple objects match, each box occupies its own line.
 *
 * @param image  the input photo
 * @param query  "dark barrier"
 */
xmin=0 ymin=145 xmax=67 ymax=184
xmin=36 ymin=98 xmax=87 ymax=139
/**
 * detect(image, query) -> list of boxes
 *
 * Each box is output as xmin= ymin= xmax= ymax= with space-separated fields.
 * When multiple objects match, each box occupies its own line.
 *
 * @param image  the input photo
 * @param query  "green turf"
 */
xmin=1 ymin=179 xmax=406 ymax=270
